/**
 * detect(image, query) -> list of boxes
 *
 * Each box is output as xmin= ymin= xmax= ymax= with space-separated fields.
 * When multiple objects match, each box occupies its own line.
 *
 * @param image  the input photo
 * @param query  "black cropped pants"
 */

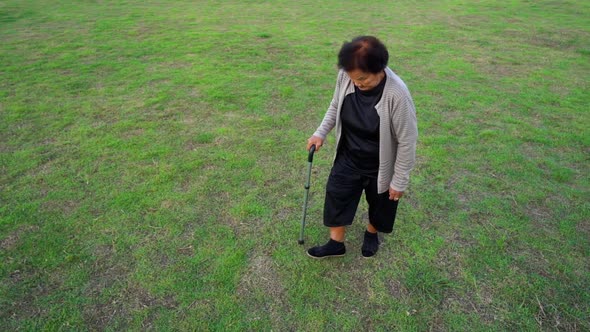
xmin=323 ymin=159 xmax=399 ymax=233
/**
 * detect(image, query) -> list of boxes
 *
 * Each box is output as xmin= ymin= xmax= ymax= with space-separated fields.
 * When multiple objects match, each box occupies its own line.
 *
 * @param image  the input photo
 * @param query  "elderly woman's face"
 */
xmin=347 ymin=69 xmax=384 ymax=91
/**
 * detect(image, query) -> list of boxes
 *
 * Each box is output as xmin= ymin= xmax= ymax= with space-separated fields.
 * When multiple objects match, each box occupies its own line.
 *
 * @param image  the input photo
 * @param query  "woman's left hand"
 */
xmin=389 ymin=187 xmax=404 ymax=201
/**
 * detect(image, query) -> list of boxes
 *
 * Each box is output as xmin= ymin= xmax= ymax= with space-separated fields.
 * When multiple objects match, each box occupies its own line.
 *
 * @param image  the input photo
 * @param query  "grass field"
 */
xmin=1 ymin=0 xmax=589 ymax=330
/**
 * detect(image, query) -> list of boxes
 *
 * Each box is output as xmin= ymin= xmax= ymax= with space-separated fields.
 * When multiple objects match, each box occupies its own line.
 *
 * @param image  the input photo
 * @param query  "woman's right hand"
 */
xmin=307 ymin=135 xmax=324 ymax=152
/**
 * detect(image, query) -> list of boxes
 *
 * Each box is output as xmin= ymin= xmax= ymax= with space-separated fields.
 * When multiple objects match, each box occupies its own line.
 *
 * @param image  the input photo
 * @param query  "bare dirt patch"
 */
xmin=82 ymin=244 xmax=179 ymax=330
xmin=1 ymin=264 xmax=63 ymax=322
xmin=525 ymin=202 xmax=554 ymax=225
xmin=41 ymin=199 xmax=80 ymax=216
xmin=183 ymin=138 xmax=217 ymax=151
xmin=575 ymin=220 xmax=590 ymax=239
xmin=542 ymin=300 xmax=589 ymax=331
xmin=528 ymin=29 xmax=587 ymax=50
xmin=0 ymin=225 xmax=39 ymax=251
xmin=121 ymin=128 xmax=145 ymax=139
xmin=85 ymin=244 xmax=132 ymax=294
xmin=272 ymin=206 xmax=296 ymax=223
xmin=386 ymin=278 xmax=410 ymax=300
xmin=83 ymin=282 xmax=178 ymax=331
xmin=175 ymin=217 xmax=204 ymax=257
xmin=461 ymin=51 xmax=531 ymax=79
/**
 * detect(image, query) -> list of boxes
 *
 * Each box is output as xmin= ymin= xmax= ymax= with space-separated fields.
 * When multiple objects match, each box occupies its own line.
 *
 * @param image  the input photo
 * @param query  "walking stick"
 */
xmin=298 ymin=144 xmax=316 ymax=245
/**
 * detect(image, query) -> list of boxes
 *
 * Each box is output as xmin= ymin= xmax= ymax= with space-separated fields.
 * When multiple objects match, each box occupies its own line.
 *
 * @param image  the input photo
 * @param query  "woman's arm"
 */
xmin=390 ymin=89 xmax=418 ymax=193
xmin=312 ymin=70 xmax=344 ymax=140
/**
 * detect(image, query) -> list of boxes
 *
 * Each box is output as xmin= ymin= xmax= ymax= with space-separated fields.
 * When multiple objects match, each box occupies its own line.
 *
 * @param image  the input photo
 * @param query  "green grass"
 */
xmin=1 ymin=0 xmax=589 ymax=330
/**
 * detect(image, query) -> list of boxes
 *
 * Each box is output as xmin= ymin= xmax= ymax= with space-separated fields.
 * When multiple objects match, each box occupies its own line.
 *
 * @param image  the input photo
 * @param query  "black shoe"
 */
xmin=307 ymin=239 xmax=346 ymax=259
xmin=362 ymin=231 xmax=379 ymax=258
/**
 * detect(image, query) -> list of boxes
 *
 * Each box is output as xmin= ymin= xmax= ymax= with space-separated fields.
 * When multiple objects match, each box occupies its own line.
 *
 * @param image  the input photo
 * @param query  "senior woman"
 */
xmin=306 ymin=36 xmax=418 ymax=258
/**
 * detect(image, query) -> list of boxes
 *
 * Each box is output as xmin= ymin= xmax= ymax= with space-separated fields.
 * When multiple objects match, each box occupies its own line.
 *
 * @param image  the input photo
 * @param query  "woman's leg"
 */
xmin=330 ymin=226 xmax=346 ymax=242
xmin=322 ymin=161 xmax=363 ymax=234
xmin=361 ymin=177 xmax=399 ymax=257
xmin=364 ymin=179 xmax=399 ymax=234
xmin=366 ymin=222 xmax=378 ymax=234
xmin=307 ymin=160 xmax=362 ymax=258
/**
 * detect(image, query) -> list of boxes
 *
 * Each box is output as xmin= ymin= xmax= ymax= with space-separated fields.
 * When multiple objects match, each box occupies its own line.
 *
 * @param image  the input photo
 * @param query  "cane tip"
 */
xmin=298 ymin=239 xmax=304 ymax=245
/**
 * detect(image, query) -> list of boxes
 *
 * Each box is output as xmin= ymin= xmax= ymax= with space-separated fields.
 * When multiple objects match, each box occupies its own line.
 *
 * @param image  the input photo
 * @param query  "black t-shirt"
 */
xmin=337 ymin=75 xmax=386 ymax=177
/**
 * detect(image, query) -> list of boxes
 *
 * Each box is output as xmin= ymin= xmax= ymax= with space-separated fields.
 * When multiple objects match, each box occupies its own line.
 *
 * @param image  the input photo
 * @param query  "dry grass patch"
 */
xmin=237 ymin=254 xmax=290 ymax=328
xmin=83 ymin=281 xmax=178 ymax=331
xmin=41 ymin=199 xmax=80 ymax=216
xmin=85 ymin=244 xmax=133 ymax=296
xmin=83 ymin=243 xmax=179 ymax=329
xmin=1 ymin=262 xmax=62 ymax=322
xmin=0 ymin=225 xmax=39 ymax=251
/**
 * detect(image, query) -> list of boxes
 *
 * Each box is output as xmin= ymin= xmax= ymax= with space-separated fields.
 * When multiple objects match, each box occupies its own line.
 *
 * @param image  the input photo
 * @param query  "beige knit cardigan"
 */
xmin=313 ymin=67 xmax=418 ymax=193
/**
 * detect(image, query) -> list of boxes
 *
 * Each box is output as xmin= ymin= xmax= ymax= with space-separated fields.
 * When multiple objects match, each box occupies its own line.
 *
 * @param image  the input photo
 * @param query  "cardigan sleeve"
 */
xmin=389 ymin=87 xmax=418 ymax=192
xmin=313 ymin=70 xmax=344 ymax=140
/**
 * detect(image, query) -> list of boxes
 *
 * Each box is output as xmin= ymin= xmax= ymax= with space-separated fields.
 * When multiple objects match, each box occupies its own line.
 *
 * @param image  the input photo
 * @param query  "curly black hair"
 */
xmin=337 ymin=36 xmax=389 ymax=73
